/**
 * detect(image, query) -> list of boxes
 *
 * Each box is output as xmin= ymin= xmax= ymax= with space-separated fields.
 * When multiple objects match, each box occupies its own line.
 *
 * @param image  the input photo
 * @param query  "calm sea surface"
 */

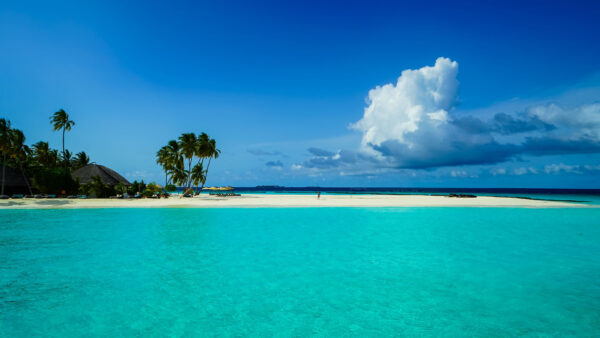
xmin=1 ymin=207 xmax=599 ymax=336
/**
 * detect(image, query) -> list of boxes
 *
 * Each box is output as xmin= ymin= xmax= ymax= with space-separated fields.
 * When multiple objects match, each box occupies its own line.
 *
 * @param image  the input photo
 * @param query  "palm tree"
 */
xmin=73 ymin=151 xmax=90 ymax=170
xmin=202 ymin=138 xmax=220 ymax=189
xmin=32 ymin=141 xmax=56 ymax=167
xmin=191 ymin=162 xmax=204 ymax=194
xmin=9 ymin=129 xmax=33 ymax=195
xmin=62 ymin=149 xmax=73 ymax=167
xmin=0 ymin=118 xmax=12 ymax=195
xmin=156 ymin=145 xmax=171 ymax=186
xmin=196 ymin=132 xmax=210 ymax=164
xmin=156 ymin=140 xmax=183 ymax=187
xmin=178 ymin=133 xmax=197 ymax=192
xmin=50 ymin=109 xmax=75 ymax=166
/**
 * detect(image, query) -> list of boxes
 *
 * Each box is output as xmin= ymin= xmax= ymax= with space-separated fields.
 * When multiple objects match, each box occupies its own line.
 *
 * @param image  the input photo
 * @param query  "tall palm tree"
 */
xmin=9 ymin=129 xmax=33 ymax=195
xmin=50 ymin=109 xmax=75 ymax=166
xmin=201 ymin=138 xmax=220 ymax=189
xmin=0 ymin=118 xmax=12 ymax=195
xmin=73 ymin=151 xmax=90 ymax=170
xmin=178 ymin=133 xmax=197 ymax=192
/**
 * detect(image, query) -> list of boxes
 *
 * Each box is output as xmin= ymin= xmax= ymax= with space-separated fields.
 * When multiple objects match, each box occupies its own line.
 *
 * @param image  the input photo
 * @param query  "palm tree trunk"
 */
xmin=19 ymin=163 xmax=33 ymax=195
xmin=1 ymin=154 xmax=6 ymax=195
xmin=187 ymin=158 xmax=192 ymax=192
xmin=62 ymin=128 xmax=66 ymax=169
xmin=201 ymin=157 xmax=212 ymax=189
xmin=62 ymin=128 xmax=65 ymax=157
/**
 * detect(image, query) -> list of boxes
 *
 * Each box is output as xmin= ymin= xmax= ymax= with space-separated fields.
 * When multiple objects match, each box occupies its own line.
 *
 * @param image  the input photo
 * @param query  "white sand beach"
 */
xmin=0 ymin=194 xmax=591 ymax=209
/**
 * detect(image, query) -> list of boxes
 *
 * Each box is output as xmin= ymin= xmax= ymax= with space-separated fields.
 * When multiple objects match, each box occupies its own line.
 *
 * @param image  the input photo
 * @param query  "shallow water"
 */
xmin=1 ymin=208 xmax=599 ymax=336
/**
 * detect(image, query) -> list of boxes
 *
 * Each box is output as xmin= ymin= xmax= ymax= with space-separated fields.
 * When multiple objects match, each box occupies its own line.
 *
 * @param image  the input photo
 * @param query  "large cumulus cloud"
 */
xmin=348 ymin=57 xmax=600 ymax=169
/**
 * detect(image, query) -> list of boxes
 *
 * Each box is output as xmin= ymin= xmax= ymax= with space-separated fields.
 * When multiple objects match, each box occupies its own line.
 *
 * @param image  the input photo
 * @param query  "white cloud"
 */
xmin=450 ymin=170 xmax=468 ymax=177
xmin=347 ymin=57 xmax=600 ymax=170
xmin=544 ymin=163 xmax=582 ymax=174
xmin=528 ymin=103 xmax=600 ymax=138
xmin=352 ymin=57 xmax=458 ymax=154
xmin=490 ymin=168 xmax=507 ymax=176
xmin=512 ymin=167 xmax=537 ymax=175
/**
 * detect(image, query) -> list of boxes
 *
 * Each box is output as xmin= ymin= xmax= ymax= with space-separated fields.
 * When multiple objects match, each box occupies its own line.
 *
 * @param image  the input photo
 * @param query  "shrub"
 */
xmin=32 ymin=167 xmax=79 ymax=195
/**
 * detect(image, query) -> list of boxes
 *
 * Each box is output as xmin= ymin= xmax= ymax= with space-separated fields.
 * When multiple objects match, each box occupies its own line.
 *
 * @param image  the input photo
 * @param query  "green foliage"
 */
xmin=164 ymin=184 xmax=177 ymax=192
xmin=83 ymin=175 xmax=116 ymax=198
xmin=32 ymin=167 xmax=79 ymax=195
xmin=128 ymin=180 xmax=139 ymax=195
xmin=50 ymin=109 xmax=75 ymax=132
xmin=115 ymin=182 xmax=127 ymax=194
xmin=142 ymin=182 xmax=160 ymax=197
xmin=32 ymin=141 xmax=59 ymax=168
xmin=73 ymin=151 xmax=90 ymax=169
xmin=128 ymin=180 xmax=146 ymax=195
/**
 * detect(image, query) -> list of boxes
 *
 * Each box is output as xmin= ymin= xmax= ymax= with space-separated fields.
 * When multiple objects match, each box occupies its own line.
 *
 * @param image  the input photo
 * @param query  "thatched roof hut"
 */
xmin=72 ymin=163 xmax=130 ymax=186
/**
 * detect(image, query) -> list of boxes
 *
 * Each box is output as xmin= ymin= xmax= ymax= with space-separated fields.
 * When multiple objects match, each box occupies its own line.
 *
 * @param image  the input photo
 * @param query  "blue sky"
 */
xmin=1 ymin=0 xmax=600 ymax=187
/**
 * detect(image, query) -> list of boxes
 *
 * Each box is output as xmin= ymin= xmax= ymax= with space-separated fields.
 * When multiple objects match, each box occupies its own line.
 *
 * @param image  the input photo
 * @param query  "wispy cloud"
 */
xmin=265 ymin=160 xmax=284 ymax=169
xmin=247 ymin=148 xmax=287 ymax=157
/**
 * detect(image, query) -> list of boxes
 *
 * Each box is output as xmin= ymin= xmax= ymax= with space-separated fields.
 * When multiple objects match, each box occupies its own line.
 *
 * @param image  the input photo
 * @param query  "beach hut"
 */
xmin=71 ymin=163 xmax=131 ymax=186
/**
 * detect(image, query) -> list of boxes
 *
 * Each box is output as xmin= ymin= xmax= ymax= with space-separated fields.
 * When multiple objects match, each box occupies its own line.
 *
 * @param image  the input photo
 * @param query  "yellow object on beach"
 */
xmin=202 ymin=186 xmax=234 ymax=191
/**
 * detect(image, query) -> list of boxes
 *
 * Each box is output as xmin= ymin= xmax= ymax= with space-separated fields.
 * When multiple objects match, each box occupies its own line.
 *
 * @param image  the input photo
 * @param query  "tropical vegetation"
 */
xmin=1 ymin=113 xmax=216 ymax=197
xmin=0 ymin=114 xmax=87 ymax=195
xmin=156 ymin=132 xmax=220 ymax=194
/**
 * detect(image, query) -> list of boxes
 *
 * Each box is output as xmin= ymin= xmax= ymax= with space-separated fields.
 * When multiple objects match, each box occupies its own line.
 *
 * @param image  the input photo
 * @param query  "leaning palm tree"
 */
xmin=156 ymin=139 xmax=183 ymax=187
xmin=201 ymin=138 xmax=220 ymax=189
xmin=50 ymin=109 xmax=75 ymax=166
xmin=156 ymin=145 xmax=171 ymax=186
xmin=191 ymin=162 xmax=204 ymax=194
xmin=0 ymin=118 xmax=12 ymax=195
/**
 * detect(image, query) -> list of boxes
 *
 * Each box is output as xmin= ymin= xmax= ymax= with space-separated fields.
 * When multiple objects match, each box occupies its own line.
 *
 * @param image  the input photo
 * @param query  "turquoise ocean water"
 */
xmin=1 ymin=207 xmax=600 ymax=336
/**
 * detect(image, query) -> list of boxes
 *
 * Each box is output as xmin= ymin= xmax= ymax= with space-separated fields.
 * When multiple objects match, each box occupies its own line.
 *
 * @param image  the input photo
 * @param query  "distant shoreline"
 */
xmin=0 ymin=194 xmax=593 ymax=210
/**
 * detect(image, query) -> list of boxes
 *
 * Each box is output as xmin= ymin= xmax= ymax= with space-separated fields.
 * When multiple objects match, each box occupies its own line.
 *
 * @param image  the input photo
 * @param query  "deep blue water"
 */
xmin=1 ymin=207 xmax=600 ymax=336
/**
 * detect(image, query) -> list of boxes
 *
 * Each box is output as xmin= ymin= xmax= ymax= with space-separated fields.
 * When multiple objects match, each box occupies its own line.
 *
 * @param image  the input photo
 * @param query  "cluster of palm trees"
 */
xmin=156 ymin=132 xmax=220 ymax=193
xmin=0 ymin=110 xmax=90 ymax=195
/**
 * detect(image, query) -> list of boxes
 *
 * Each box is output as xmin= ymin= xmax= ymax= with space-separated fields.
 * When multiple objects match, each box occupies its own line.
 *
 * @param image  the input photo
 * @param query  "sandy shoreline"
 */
xmin=0 ymin=194 xmax=592 ymax=209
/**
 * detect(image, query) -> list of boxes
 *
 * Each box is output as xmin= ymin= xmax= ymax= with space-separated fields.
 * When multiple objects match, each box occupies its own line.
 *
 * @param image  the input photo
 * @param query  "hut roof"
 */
xmin=72 ymin=163 xmax=131 ymax=186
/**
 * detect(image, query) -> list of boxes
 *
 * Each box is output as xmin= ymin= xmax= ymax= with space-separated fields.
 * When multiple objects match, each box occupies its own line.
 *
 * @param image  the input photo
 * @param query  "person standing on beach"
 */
xmin=317 ymin=192 xmax=321 ymax=199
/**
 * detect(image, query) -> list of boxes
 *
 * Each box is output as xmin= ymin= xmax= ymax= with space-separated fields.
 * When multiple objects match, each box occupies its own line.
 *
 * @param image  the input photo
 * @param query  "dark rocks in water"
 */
xmin=448 ymin=193 xmax=477 ymax=198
